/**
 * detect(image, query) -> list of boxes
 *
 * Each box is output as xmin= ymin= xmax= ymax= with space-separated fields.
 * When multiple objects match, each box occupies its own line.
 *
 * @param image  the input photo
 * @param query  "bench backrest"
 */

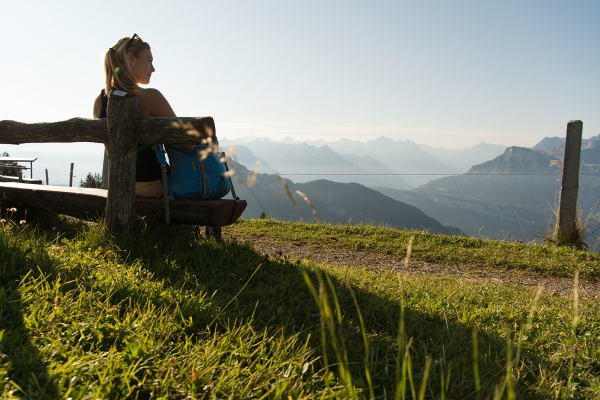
xmin=0 ymin=91 xmax=217 ymax=231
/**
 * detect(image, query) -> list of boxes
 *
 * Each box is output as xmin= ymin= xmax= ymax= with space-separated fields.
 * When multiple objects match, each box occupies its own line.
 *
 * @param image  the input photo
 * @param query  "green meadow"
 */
xmin=1 ymin=215 xmax=599 ymax=399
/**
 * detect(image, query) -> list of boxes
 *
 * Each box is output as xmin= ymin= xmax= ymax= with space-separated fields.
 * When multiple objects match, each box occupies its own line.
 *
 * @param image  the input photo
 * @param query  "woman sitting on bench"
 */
xmin=93 ymin=33 xmax=197 ymax=198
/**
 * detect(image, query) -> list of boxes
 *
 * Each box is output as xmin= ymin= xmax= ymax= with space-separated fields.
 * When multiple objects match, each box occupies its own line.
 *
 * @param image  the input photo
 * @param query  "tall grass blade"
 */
xmin=417 ymin=357 xmax=432 ymax=400
xmin=277 ymin=174 xmax=302 ymax=222
xmin=302 ymin=271 xmax=331 ymax=388
xmin=395 ymin=275 xmax=407 ymax=400
xmin=472 ymin=329 xmax=481 ymax=398
xmin=209 ymin=263 xmax=263 ymax=326
xmin=296 ymin=190 xmax=320 ymax=223
xmin=567 ymin=270 xmax=580 ymax=397
xmin=350 ymin=287 xmax=374 ymax=399
xmin=404 ymin=235 xmax=414 ymax=269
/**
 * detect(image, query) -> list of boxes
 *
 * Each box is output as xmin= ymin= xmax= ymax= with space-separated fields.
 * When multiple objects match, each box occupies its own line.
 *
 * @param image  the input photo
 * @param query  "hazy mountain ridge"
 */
xmin=415 ymin=147 xmax=562 ymax=208
xmin=468 ymin=146 xmax=559 ymax=174
xmin=222 ymin=136 xmax=512 ymax=188
xmin=220 ymin=138 xmax=413 ymax=190
xmin=223 ymin=136 xmax=462 ymax=188
xmin=222 ymin=132 xmax=600 ymax=243
xmin=324 ymin=137 xmax=459 ymax=187
xmin=222 ymin=134 xmax=600 ymax=242
xmin=375 ymin=187 xmax=548 ymax=239
xmin=414 ymin=142 xmax=600 ymax=225
xmin=418 ymin=142 xmax=507 ymax=173
xmin=365 ymin=133 xmax=600 ymax=242
xmin=229 ymin=161 xmax=460 ymax=235
xmin=531 ymin=136 xmax=564 ymax=153
xmin=228 ymin=145 xmax=276 ymax=174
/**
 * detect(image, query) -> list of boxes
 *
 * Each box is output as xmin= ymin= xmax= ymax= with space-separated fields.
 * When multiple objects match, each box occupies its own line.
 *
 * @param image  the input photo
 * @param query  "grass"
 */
xmin=0 ymin=214 xmax=600 ymax=398
xmin=228 ymin=218 xmax=600 ymax=281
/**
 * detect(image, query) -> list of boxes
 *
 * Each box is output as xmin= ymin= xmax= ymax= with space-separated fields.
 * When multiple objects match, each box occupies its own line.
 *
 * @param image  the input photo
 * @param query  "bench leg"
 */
xmin=205 ymin=226 xmax=223 ymax=241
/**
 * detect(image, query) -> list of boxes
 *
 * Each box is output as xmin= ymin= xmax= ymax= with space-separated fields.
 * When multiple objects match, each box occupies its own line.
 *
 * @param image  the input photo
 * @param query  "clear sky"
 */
xmin=1 ymin=0 xmax=599 ymax=151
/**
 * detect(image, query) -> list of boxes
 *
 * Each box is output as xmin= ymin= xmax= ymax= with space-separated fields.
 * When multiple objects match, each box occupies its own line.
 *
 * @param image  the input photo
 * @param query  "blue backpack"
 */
xmin=154 ymin=143 xmax=236 ymax=223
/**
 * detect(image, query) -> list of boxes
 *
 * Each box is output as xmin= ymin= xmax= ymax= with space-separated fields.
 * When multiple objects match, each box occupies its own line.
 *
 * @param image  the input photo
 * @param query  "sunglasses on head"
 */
xmin=126 ymin=33 xmax=141 ymax=50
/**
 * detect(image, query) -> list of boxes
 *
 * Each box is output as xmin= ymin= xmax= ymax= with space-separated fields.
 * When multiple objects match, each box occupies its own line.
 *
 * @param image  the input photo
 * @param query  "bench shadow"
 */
xmin=110 ymin=219 xmax=549 ymax=399
xmin=0 ymin=239 xmax=59 ymax=398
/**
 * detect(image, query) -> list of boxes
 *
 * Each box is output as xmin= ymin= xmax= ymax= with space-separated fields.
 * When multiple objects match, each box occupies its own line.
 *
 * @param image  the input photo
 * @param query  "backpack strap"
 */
xmin=220 ymin=152 xmax=239 ymax=200
xmin=199 ymin=158 xmax=209 ymax=198
xmin=153 ymin=144 xmax=171 ymax=224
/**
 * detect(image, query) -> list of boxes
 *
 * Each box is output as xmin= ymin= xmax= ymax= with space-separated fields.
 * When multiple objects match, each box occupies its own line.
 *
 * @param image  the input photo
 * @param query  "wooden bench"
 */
xmin=0 ymin=175 xmax=43 ymax=185
xmin=0 ymin=157 xmax=38 ymax=180
xmin=0 ymin=91 xmax=246 ymax=231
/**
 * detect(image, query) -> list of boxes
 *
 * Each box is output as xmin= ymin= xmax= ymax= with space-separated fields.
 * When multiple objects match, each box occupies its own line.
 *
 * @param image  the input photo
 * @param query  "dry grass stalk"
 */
xmin=170 ymin=119 xmax=206 ymax=138
xmin=277 ymin=175 xmax=302 ymax=221
xmin=543 ymin=155 xmax=595 ymax=249
xmin=246 ymin=160 xmax=261 ymax=189
xmin=296 ymin=190 xmax=320 ymax=223
xmin=404 ymin=234 xmax=415 ymax=268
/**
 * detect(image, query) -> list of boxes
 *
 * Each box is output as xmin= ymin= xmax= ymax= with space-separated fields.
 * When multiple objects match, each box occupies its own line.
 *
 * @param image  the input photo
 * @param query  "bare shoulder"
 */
xmin=138 ymin=88 xmax=169 ymax=104
xmin=93 ymin=93 xmax=103 ymax=118
xmin=137 ymin=88 xmax=176 ymax=117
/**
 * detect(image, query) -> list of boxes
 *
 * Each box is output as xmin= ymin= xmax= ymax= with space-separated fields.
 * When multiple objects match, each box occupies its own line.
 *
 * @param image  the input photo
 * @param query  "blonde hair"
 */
xmin=103 ymin=35 xmax=151 ymax=95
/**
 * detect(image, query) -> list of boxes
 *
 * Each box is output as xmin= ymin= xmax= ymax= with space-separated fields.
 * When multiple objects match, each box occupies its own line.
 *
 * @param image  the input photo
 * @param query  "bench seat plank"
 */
xmin=0 ymin=175 xmax=43 ymax=184
xmin=0 ymin=182 xmax=246 ymax=226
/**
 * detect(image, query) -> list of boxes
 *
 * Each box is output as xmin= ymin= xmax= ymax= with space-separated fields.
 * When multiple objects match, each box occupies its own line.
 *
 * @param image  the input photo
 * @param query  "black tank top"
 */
xmin=100 ymin=90 xmax=162 ymax=182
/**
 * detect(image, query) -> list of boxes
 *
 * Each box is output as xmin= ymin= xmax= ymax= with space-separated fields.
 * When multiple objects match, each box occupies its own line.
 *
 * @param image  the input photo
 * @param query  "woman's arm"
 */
xmin=93 ymin=94 xmax=102 ymax=119
xmin=93 ymin=94 xmax=109 ymax=152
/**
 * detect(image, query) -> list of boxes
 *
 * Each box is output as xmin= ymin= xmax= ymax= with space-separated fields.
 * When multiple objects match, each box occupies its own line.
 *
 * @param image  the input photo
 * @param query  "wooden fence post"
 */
xmin=556 ymin=120 xmax=583 ymax=245
xmin=101 ymin=150 xmax=109 ymax=189
xmin=45 ymin=169 xmax=49 ymax=185
xmin=69 ymin=162 xmax=74 ymax=187
xmin=106 ymin=91 xmax=138 ymax=231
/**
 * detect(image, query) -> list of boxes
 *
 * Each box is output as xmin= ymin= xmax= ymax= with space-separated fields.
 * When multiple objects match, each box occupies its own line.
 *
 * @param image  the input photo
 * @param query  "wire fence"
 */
xmin=236 ymin=173 xmax=599 ymax=176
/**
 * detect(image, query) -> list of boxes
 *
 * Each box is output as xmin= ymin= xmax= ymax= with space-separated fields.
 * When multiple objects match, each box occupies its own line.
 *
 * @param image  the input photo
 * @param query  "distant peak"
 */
xmin=373 ymin=136 xmax=394 ymax=143
xmin=279 ymin=136 xmax=299 ymax=144
xmin=504 ymin=146 xmax=549 ymax=158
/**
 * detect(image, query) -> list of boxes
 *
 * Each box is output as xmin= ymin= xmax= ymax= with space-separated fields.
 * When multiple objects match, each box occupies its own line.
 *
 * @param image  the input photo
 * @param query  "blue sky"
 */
xmin=1 ymin=0 xmax=599 ymax=153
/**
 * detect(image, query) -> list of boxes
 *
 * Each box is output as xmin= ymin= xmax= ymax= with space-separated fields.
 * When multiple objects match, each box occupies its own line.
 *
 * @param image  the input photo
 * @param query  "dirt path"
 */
xmin=228 ymin=233 xmax=600 ymax=300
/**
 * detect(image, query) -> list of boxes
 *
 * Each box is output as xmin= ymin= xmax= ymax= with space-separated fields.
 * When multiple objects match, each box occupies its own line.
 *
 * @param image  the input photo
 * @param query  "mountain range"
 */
xmin=227 ymin=161 xmax=461 ymax=235
xmin=221 ymin=136 xmax=508 ymax=187
xmin=410 ymin=143 xmax=600 ymax=243
xmin=220 ymin=133 xmax=600 ymax=244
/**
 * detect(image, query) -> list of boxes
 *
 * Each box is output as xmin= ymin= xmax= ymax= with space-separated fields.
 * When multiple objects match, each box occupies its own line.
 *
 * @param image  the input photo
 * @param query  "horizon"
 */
xmin=220 ymin=133 xmax=566 ymax=149
xmin=0 ymin=132 xmax=567 ymax=186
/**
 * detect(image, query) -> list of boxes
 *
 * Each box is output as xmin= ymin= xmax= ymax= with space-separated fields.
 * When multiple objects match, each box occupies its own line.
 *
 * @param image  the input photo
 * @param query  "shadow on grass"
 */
xmin=108 ymin=217 xmax=548 ymax=399
xmin=0 ymin=213 xmax=557 ymax=398
xmin=0 ymin=234 xmax=59 ymax=398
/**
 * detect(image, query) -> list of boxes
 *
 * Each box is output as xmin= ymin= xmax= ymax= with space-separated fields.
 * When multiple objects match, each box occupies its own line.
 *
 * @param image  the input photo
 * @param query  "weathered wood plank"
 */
xmin=0 ymin=176 xmax=42 ymax=184
xmin=106 ymin=92 xmax=138 ymax=230
xmin=0 ymin=184 xmax=108 ymax=220
xmin=0 ymin=117 xmax=215 ymax=144
xmin=0 ymin=118 xmax=108 ymax=144
xmin=136 ymin=198 xmax=247 ymax=227
xmin=0 ymin=183 xmax=247 ymax=226
xmin=138 ymin=117 xmax=216 ymax=145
